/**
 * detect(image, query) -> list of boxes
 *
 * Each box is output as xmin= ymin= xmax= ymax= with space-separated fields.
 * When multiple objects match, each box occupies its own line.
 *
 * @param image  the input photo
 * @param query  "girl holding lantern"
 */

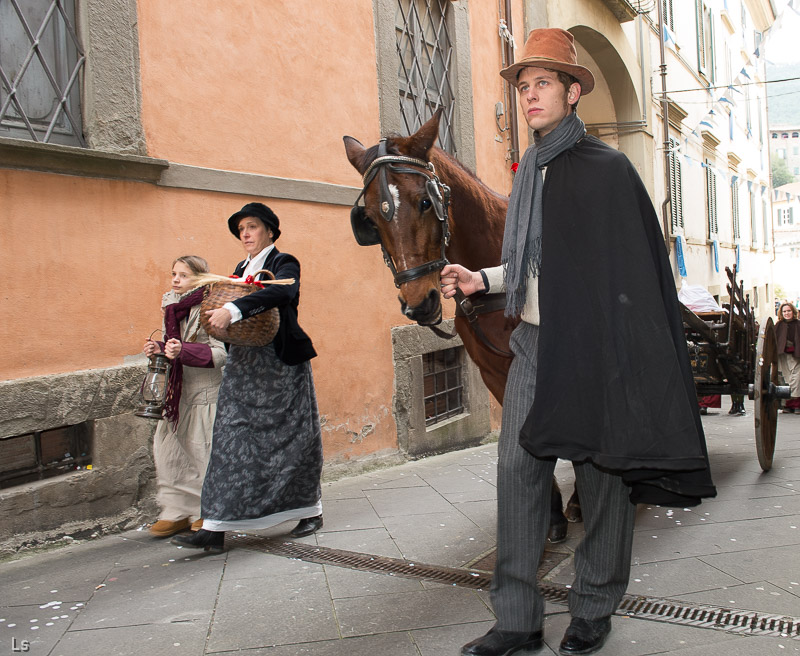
xmin=143 ymin=255 xmax=226 ymax=538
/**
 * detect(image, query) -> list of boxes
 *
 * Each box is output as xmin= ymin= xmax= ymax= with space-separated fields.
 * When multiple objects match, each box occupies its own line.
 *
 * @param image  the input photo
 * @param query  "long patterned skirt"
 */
xmin=201 ymin=343 xmax=323 ymax=531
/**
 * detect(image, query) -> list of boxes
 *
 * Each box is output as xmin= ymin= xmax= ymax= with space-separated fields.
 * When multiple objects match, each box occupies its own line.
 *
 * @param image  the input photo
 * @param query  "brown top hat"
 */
xmin=500 ymin=28 xmax=595 ymax=95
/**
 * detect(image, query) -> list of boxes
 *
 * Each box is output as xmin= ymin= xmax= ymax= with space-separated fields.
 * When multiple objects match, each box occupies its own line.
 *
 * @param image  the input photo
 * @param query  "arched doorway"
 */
xmin=569 ymin=24 xmax=655 ymax=194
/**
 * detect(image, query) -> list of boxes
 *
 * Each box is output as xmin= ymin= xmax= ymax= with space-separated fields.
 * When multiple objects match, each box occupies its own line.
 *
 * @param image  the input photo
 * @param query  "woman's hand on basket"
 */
xmin=143 ymin=340 xmax=161 ymax=357
xmin=206 ymin=307 xmax=233 ymax=330
xmin=164 ymin=338 xmax=182 ymax=360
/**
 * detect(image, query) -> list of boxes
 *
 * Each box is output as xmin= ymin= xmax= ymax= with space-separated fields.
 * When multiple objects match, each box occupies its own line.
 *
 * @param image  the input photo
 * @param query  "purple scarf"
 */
xmin=162 ymin=287 xmax=205 ymax=428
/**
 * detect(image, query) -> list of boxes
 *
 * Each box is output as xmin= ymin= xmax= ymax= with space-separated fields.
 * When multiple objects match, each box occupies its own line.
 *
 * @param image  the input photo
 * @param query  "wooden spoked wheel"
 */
xmin=753 ymin=317 xmax=779 ymax=471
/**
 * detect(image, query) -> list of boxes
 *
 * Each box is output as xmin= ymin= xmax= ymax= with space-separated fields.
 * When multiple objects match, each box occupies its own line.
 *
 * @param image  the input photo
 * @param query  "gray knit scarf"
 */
xmin=502 ymin=111 xmax=586 ymax=317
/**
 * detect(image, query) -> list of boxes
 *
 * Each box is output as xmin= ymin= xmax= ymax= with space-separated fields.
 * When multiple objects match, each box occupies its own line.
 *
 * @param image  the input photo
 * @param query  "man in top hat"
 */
xmin=441 ymin=28 xmax=715 ymax=655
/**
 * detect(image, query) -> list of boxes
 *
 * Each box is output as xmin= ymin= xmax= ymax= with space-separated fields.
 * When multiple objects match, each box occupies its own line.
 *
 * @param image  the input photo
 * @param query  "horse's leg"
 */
xmin=564 ymin=484 xmax=582 ymax=523
xmin=548 ymin=477 xmax=568 ymax=543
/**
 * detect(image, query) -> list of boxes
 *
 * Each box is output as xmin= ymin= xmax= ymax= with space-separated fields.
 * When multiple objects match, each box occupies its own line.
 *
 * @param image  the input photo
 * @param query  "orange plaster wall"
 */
xmin=466 ymin=0 xmax=519 ymax=198
xmin=1 ymin=2 xmax=526 ymax=455
xmin=0 ymin=168 xmax=402 ymax=459
xmin=463 ymin=0 xmax=527 ymax=427
xmin=135 ymin=0 xmax=381 ymax=185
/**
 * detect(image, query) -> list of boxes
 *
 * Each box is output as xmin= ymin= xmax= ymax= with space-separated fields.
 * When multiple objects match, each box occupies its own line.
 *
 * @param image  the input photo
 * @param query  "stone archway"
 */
xmin=568 ymin=24 xmax=655 ymax=194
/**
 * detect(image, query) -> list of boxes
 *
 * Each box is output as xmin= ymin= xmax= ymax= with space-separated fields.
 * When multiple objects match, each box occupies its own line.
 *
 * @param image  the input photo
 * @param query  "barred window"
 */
xmin=750 ymin=186 xmax=758 ymax=247
xmin=0 ymin=0 xmax=85 ymax=146
xmin=396 ymin=0 xmax=456 ymax=154
xmin=731 ymin=181 xmax=741 ymax=240
xmin=423 ymin=347 xmax=464 ymax=426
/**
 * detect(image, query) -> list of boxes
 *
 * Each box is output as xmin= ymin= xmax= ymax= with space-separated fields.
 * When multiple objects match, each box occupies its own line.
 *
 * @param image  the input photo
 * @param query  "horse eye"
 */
xmin=420 ymin=198 xmax=433 ymax=212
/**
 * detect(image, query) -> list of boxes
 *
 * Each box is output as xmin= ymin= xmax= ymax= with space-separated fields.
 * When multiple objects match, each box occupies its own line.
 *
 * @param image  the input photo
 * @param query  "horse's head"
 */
xmin=343 ymin=111 xmax=450 ymax=325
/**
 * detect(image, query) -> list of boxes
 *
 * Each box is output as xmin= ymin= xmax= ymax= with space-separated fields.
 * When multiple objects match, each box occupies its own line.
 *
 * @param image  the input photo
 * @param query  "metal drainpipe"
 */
xmin=503 ymin=0 xmax=520 ymax=164
xmin=657 ymin=0 xmax=672 ymax=254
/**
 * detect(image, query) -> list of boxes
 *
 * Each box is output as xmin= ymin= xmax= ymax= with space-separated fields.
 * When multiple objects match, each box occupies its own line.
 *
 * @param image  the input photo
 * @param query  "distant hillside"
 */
xmin=767 ymin=62 xmax=800 ymax=126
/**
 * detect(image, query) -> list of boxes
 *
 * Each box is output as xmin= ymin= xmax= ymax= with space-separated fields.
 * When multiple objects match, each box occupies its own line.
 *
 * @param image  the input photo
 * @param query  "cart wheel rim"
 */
xmin=754 ymin=317 xmax=778 ymax=471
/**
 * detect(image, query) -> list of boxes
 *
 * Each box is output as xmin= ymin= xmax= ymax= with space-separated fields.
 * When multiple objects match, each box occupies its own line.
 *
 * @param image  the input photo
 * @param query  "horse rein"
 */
xmin=430 ymin=289 xmax=513 ymax=358
xmin=351 ymin=139 xmax=512 ymax=358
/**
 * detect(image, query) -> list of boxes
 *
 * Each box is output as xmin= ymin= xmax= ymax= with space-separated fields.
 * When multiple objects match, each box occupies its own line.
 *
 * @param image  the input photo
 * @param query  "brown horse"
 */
xmin=344 ymin=110 xmax=579 ymax=541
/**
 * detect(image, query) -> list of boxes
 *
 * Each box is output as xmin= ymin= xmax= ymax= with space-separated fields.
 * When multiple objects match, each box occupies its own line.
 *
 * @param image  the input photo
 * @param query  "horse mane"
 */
xmin=428 ymin=146 xmax=508 ymax=206
xmin=363 ymin=137 xmax=506 ymax=201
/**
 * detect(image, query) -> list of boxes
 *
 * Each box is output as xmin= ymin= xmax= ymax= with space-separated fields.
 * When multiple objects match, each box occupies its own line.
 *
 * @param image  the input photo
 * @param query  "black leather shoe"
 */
xmin=559 ymin=617 xmax=611 ymax=655
xmin=171 ymin=529 xmax=224 ymax=553
xmin=461 ymin=628 xmax=543 ymax=655
xmin=290 ymin=515 xmax=323 ymax=538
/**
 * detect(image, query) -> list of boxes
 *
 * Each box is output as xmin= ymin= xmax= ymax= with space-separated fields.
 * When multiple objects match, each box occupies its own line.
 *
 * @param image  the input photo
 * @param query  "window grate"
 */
xmin=668 ymin=137 xmax=683 ymax=231
xmin=0 ymin=424 xmax=92 ymax=489
xmin=395 ymin=0 xmax=456 ymax=154
xmin=423 ymin=347 xmax=464 ymax=426
xmin=0 ymin=0 xmax=85 ymax=146
xmin=705 ymin=162 xmax=718 ymax=236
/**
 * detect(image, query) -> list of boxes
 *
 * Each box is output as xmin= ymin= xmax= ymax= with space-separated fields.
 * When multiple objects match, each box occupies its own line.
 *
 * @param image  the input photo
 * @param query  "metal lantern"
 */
xmin=135 ymin=352 xmax=171 ymax=419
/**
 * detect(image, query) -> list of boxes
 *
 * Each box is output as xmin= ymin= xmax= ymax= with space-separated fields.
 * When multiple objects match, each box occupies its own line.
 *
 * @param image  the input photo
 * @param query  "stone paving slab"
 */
xmin=207 ymin=558 xmax=338 ymax=652
xmin=208 ymin=631 xmax=423 ymax=656
xmin=698 ymin=543 xmax=800 ymax=586
xmin=333 ymin=586 xmax=493 ymax=637
xmin=381 ymin=510 xmax=494 ymax=567
xmin=51 ymin=621 xmax=209 ymax=656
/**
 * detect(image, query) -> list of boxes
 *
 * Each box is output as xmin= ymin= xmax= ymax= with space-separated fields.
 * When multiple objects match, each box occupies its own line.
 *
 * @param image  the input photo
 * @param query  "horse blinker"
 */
xmin=350 ymin=206 xmax=382 ymax=246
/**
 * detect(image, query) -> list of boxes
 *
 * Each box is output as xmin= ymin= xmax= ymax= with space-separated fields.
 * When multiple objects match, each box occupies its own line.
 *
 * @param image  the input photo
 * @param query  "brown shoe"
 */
xmin=191 ymin=518 xmax=204 ymax=532
xmin=150 ymin=518 xmax=190 ymax=538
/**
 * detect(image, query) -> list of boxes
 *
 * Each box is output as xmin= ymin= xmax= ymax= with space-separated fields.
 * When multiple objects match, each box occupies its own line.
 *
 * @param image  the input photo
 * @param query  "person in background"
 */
xmin=172 ymin=203 xmax=322 ymax=554
xmin=144 ymin=255 xmax=225 ymax=538
xmin=776 ymin=302 xmax=800 ymax=414
xmin=697 ymin=394 xmax=720 ymax=416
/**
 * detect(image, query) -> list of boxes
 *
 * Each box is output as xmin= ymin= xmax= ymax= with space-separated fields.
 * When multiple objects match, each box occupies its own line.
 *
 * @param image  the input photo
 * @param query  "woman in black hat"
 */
xmin=173 ymin=202 xmax=323 ymax=552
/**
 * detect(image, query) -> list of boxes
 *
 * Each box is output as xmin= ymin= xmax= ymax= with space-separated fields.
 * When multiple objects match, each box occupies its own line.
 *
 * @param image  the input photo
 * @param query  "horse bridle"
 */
xmin=350 ymin=139 xmax=513 ymax=358
xmin=350 ymin=138 xmax=451 ymax=288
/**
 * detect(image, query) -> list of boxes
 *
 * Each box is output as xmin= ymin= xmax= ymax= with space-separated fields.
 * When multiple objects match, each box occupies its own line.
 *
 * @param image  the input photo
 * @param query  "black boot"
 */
xmin=171 ymin=529 xmax=225 ymax=553
xmin=290 ymin=515 xmax=323 ymax=537
xmin=559 ymin=617 xmax=611 ymax=655
xmin=461 ymin=628 xmax=543 ymax=655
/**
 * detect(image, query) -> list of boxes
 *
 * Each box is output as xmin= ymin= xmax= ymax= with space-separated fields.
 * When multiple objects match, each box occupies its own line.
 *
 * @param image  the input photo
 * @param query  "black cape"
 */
xmin=519 ymin=136 xmax=716 ymax=507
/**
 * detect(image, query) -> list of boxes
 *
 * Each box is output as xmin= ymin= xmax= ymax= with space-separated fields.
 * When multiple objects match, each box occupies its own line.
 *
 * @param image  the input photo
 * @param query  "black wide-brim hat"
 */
xmin=227 ymin=202 xmax=281 ymax=240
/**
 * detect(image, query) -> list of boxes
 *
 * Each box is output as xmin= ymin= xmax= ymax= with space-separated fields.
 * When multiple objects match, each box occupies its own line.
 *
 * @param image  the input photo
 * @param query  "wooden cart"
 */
xmin=680 ymin=266 xmax=789 ymax=471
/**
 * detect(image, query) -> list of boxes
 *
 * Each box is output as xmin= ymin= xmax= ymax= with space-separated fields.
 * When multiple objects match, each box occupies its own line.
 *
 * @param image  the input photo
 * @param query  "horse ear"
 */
xmin=343 ymin=136 xmax=369 ymax=175
xmin=397 ymin=108 xmax=442 ymax=160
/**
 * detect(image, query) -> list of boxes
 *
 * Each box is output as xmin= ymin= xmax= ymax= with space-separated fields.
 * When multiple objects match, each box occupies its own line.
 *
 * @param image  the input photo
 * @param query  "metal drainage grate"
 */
xmin=233 ymin=535 xmax=800 ymax=641
xmin=617 ymin=595 xmax=800 ymax=640
xmin=232 ymin=534 xmax=492 ymax=589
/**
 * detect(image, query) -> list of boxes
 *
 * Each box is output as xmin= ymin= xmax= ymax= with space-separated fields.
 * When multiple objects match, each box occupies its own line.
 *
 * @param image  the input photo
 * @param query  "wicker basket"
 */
xmin=199 ymin=270 xmax=280 ymax=347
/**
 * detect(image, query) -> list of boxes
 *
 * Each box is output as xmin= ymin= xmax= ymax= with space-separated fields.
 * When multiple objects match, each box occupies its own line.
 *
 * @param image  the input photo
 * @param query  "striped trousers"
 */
xmin=491 ymin=322 xmax=636 ymax=631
